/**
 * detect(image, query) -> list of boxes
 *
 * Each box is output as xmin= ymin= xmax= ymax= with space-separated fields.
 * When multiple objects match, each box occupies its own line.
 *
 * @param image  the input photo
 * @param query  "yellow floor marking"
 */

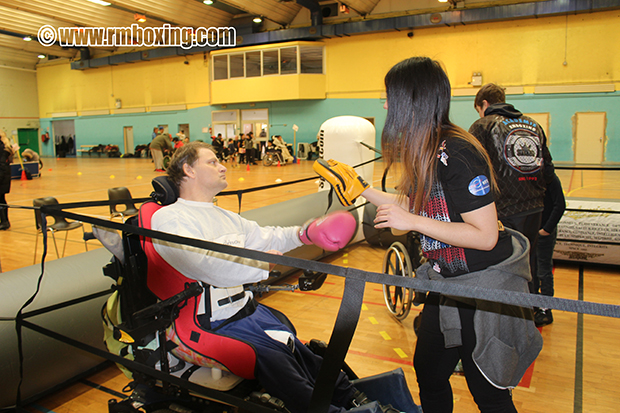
xmin=380 ymin=331 xmax=392 ymax=340
xmin=369 ymin=317 xmax=378 ymax=325
xmin=394 ymin=348 xmax=408 ymax=358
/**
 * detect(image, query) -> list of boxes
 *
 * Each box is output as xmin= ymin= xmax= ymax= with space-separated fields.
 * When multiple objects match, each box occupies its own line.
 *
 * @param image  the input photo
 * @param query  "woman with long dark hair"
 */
xmin=319 ymin=57 xmax=541 ymax=412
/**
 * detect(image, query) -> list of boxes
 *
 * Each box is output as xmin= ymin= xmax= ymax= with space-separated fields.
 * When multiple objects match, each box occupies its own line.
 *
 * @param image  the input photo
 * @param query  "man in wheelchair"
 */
xmin=141 ymin=141 xmax=389 ymax=413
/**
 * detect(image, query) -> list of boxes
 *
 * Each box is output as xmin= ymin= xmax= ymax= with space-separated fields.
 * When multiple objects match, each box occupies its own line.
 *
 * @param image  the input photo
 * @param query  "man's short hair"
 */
xmin=167 ymin=141 xmax=214 ymax=187
xmin=474 ymin=83 xmax=506 ymax=108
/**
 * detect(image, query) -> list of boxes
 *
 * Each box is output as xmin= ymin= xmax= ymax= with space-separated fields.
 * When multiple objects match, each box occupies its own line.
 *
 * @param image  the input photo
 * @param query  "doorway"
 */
xmin=52 ymin=120 xmax=76 ymax=157
xmin=123 ymin=127 xmax=134 ymax=155
xmin=17 ymin=128 xmax=39 ymax=155
xmin=574 ymin=112 xmax=606 ymax=164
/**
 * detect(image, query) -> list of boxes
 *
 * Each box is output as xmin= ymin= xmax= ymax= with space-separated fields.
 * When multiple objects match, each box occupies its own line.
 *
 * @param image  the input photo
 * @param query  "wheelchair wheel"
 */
xmin=162 ymin=155 xmax=171 ymax=170
xmin=262 ymin=153 xmax=273 ymax=167
xmin=382 ymin=241 xmax=415 ymax=321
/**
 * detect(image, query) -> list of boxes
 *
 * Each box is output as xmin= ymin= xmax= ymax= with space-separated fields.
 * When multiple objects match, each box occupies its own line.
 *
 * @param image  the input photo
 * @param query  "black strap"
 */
xmin=36 ymin=205 xmax=620 ymax=319
xmin=308 ymin=276 xmax=365 ymax=413
xmin=217 ymin=291 xmax=246 ymax=306
xmin=212 ymin=299 xmax=258 ymax=332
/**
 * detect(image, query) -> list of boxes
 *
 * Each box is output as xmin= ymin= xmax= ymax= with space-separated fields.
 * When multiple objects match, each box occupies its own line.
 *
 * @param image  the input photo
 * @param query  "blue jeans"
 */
xmin=214 ymin=305 xmax=355 ymax=413
xmin=535 ymin=227 xmax=557 ymax=297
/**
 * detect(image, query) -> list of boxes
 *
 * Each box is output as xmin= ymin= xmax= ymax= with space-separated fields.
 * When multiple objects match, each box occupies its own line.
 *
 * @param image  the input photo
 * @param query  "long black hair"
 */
xmin=381 ymin=57 xmax=497 ymax=213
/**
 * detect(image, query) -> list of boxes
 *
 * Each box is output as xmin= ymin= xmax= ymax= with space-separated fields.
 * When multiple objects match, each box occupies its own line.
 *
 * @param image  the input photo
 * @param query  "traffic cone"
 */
xmin=277 ymin=160 xmax=280 ymax=167
xmin=246 ymin=163 xmax=250 ymax=171
xmin=21 ymin=169 xmax=27 ymax=180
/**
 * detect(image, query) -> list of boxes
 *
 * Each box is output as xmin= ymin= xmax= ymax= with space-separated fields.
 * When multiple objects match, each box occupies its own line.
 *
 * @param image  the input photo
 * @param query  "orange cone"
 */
xmin=21 ymin=169 xmax=27 ymax=180
xmin=246 ymin=163 xmax=250 ymax=171
xmin=277 ymin=160 xmax=280 ymax=167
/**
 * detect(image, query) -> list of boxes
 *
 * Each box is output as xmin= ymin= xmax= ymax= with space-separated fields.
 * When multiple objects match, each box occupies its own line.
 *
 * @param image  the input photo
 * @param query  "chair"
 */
xmin=108 ymin=187 xmax=139 ymax=222
xmin=33 ymin=197 xmax=87 ymax=263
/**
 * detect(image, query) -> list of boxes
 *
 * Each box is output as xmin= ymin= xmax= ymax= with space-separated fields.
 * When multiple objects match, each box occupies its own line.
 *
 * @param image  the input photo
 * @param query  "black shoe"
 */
xmin=535 ymin=309 xmax=553 ymax=327
xmin=0 ymin=221 xmax=9 ymax=230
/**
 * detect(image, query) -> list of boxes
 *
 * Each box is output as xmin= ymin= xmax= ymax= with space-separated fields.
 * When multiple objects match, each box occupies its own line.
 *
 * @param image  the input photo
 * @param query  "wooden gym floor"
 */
xmin=1 ymin=156 xmax=620 ymax=413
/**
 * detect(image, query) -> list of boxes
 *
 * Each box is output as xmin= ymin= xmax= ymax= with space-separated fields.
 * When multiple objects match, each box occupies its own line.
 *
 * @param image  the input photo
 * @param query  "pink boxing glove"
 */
xmin=299 ymin=211 xmax=357 ymax=251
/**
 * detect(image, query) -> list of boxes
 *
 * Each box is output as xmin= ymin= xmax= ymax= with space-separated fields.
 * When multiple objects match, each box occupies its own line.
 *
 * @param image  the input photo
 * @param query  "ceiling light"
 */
xmin=253 ymin=16 xmax=262 ymax=23
xmin=87 ymin=0 xmax=111 ymax=6
xmin=203 ymin=0 xmax=214 ymax=4
xmin=134 ymin=13 xmax=146 ymax=23
xmin=438 ymin=0 xmax=449 ymax=2
xmin=23 ymin=35 xmax=32 ymax=41
xmin=38 ymin=54 xmax=46 ymax=59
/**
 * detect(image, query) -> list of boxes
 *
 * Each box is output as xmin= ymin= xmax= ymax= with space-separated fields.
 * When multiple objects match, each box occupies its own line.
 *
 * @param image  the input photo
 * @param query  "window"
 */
xmin=263 ymin=50 xmax=279 ymax=75
xmin=300 ymin=46 xmax=323 ymax=74
xmin=213 ymin=55 xmax=228 ymax=80
xmin=245 ymin=51 xmax=261 ymax=77
xmin=212 ymin=43 xmax=324 ymax=80
xmin=280 ymin=47 xmax=297 ymax=75
xmin=230 ymin=54 xmax=244 ymax=78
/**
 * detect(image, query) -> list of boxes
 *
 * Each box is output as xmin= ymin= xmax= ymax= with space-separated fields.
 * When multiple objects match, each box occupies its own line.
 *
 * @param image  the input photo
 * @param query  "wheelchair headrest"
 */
xmin=151 ymin=176 xmax=179 ymax=206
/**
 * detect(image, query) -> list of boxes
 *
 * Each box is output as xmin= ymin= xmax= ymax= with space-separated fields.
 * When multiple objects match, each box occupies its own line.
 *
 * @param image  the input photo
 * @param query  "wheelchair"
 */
xmin=101 ymin=176 xmax=421 ymax=413
xmin=262 ymin=149 xmax=285 ymax=166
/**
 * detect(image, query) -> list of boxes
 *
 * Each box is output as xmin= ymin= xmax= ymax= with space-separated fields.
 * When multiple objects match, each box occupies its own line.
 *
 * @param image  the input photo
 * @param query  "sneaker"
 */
xmin=535 ymin=309 xmax=553 ymax=327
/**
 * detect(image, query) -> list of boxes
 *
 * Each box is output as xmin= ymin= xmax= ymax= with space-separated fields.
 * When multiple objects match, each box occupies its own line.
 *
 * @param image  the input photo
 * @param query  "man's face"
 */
xmin=190 ymin=148 xmax=228 ymax=195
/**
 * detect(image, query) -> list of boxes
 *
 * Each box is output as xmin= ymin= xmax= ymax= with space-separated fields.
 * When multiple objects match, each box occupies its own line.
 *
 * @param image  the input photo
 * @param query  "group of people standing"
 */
xmin=211 ymin=132 xmax=294 ymax=168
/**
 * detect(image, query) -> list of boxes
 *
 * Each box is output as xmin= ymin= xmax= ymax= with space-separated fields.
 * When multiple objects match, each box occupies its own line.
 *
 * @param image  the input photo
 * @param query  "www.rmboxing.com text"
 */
xmin=37 ymin=24 xmax=236 ymax=49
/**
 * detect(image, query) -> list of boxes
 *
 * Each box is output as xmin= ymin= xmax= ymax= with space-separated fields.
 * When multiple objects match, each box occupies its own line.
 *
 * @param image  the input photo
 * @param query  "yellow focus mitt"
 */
xmin=313 ymin=159 xmax=369 ymax=206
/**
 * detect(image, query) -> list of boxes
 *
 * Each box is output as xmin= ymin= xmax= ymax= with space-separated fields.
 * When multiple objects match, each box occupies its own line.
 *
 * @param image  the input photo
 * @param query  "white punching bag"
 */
xmin=317 ymin=116 xmax=376 ymax=241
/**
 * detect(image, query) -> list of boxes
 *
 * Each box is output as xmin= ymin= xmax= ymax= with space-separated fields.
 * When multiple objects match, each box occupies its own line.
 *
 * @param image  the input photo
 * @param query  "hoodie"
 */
xmin=416 ymin=228 xmax=543 ymax=389
xmin=469 ymin=103 xmax=554 ymax=218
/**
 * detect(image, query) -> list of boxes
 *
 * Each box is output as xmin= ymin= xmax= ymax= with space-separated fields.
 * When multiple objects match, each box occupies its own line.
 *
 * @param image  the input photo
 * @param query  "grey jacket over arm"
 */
xmin=416 ymin=228 xmax=543 ymax=389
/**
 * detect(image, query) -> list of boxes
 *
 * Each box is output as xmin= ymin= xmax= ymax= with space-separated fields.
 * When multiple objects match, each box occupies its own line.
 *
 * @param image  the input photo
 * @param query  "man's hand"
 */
xmin=299 ymin=211 xmax=357 ymax=251
xmin=266 ymin=250 xmax=282 ymax=271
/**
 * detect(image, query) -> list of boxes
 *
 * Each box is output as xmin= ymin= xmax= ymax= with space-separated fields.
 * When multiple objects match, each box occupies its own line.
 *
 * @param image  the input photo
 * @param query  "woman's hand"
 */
xmin=374 ymin=204 xmax=415 ymax=232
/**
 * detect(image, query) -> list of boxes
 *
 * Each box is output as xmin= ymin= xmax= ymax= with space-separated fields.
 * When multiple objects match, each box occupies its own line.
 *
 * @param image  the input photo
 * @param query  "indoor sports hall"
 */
xmin=1 ymin=1 xmax=619 ymax=412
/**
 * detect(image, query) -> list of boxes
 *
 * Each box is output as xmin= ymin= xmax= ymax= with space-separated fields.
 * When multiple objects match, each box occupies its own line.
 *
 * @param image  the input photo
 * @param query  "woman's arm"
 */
xmin=374 ymin=202 xmax=500 ymax=251
xmin=361 ymin=187 xmax=409 ymax=209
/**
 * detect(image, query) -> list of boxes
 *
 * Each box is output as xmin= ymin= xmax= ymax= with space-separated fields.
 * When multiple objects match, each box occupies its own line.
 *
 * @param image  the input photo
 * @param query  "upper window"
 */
xmin=212 ymin=44 xmax=324 ymax=80
xmin=213 ymin=55 xmax=228 ymax=80
xmin=300 ymin=46 xmax=323 ymax=74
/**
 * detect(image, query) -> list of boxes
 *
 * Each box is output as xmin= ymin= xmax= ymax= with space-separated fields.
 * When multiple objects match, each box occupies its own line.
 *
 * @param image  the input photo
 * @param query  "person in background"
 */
xmin=22 ymin=148 xmax=43 ymax=168
xmin=0 ymin=130 xmax=17 ymax=230
xmin=152 ymin=127 xmax=158 ymax=140
xmin=245 ymin=132 xmax=257 ymax=165
xmin=273 ymin=135 xmax=294 ymax=163
xmin=238 ymin=133 xmax=246 ymax=164
xmin=469 ymin=83 xmax=555 ymax=293
xmin=150 ymin=127 xmax=172 ymax=172
xmin=535 ymin=173 xmax=566 ymax=326
xmin=227 ymin=138 xmax=238 ymax=168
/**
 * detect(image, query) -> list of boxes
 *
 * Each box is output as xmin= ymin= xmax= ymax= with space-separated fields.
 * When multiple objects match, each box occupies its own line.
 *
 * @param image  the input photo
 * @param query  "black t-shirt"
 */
xmin=415 ymin=137 xmax=513 ymax=277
